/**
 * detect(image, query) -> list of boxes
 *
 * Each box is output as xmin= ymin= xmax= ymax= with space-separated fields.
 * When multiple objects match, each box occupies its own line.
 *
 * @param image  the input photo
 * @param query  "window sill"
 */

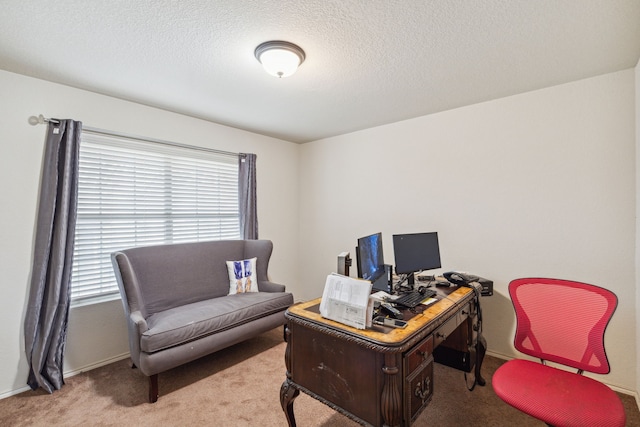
xmin=70 ymin=293 xmax=121 ymax=309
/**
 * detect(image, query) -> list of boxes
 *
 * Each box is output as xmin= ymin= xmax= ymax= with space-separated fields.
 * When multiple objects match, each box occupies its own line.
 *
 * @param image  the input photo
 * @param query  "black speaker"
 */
xmin=385 ymin=264 xmax=393 ymax=286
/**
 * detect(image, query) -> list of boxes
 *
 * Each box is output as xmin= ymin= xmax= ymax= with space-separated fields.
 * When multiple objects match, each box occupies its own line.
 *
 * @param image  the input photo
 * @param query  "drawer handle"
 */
xmin=417 ymin=350 xmax=428 ymax=360
xmin=436 ymin=331 xmax=447 ymax=340
xmin=415 ymin=377 xmax=431 ymax=400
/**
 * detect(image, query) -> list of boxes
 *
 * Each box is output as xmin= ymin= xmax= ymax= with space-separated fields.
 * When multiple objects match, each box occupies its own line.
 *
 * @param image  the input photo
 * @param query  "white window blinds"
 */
xmin=71 ymin=131 xmax=240 ymax=302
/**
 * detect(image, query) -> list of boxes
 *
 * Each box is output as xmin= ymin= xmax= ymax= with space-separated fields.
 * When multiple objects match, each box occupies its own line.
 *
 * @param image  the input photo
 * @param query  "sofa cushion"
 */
xmin=140 ymin=292 xmax=293 ymax=353
xmin=226 ymin=257 xmax=258 ymax=294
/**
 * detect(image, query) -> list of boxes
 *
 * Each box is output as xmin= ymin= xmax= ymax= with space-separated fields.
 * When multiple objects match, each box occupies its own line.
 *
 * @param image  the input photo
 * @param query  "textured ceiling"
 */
xmin=1 ymin=0 xmax=639 ymax=143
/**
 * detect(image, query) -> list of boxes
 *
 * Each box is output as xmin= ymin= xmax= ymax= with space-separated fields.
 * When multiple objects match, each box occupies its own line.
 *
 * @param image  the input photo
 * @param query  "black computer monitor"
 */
xmin=355 ymin=232 xmax=389 ymax=292
xmin=393 ymin=232 xmax=441 ymax=285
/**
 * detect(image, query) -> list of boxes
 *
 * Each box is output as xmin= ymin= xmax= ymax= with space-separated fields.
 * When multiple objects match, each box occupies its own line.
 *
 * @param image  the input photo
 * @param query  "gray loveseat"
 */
xmin=111 ymin=239 xmax=293 ymax=402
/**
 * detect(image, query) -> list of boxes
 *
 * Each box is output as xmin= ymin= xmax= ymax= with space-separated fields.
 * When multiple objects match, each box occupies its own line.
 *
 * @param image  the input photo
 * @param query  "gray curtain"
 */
xmin=24 ymin=119 xmax=82 ymax=393
xmin=239 ymin=153 xmax=258 ymax=239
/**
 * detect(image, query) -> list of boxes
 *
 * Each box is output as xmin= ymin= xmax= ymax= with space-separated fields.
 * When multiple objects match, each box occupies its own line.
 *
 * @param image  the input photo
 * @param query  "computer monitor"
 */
xmin=393 ymin=232 xmax=441 ymax=285
xmin=355 ymin=232 xmax=389 ymax=292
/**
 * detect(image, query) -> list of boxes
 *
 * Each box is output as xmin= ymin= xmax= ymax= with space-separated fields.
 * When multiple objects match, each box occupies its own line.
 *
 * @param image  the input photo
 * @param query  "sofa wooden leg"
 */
xmin=149 ymin=374 xmax=159 ymax=403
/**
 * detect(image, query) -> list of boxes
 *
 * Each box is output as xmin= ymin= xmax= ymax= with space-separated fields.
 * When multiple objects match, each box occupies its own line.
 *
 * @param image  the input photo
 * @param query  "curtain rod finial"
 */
xmin=28 ymin=114 xmax=49 ymax=126
xmin=28 ymin=115 xmax=43 ymax=126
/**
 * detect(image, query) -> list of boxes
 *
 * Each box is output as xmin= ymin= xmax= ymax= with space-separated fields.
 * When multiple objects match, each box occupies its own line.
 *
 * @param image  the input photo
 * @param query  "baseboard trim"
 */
xmin=63 ymin=352 xmax=130 ymax=378
xmin=0 ymin=352 xmax=131 ymax=401
xmin=0 ymin=385 xmax=32 ymax=400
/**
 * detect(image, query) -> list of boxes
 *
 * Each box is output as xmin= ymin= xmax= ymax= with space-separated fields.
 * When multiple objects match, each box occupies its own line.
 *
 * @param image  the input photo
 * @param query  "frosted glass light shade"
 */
xmin=255 ymin=41 xmax=305 ymax=78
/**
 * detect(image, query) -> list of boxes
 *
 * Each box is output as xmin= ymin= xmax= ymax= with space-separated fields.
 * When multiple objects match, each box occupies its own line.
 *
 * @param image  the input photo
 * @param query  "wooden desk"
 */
xmin=280 ymin=286 xmax=485 ymax=427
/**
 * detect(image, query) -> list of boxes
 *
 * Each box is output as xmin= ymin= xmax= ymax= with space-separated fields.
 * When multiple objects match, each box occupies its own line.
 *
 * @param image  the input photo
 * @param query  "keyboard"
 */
xmin=393 ymin=289 xmax=437 ymax=308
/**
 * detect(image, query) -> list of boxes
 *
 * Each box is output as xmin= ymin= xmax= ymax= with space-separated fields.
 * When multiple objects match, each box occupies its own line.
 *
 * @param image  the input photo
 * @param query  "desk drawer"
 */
xmin=434 ymin=310 xmax=462 ymax=347
xmin=405 ymin=335 xmax=433 ymax=375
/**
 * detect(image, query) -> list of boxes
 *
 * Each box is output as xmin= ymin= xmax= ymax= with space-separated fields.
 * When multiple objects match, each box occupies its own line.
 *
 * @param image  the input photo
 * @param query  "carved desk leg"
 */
xmin=381 ymin=353 xmax=401 ymax=427
xmin=280 ymin=379 xmax=300 ymax=427
xmin=280 ymin=324 xmax=300 ymax=427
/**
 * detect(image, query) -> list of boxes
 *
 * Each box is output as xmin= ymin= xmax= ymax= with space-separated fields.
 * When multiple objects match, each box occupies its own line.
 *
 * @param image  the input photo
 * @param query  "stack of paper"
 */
xmin=320 ymin=273 xmax=374 ymax=329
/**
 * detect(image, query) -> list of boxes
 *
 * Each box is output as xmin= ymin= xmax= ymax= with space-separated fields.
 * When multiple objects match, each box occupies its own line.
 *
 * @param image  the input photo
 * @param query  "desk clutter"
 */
xmin=319 ymin=272 xmax=491 ymax=331
xmin=324 ymin=231 xmax=492 ymax=334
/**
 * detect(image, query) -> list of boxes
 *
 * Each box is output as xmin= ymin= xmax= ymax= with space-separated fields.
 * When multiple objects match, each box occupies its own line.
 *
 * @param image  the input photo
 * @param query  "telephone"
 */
xmin=443 ymin=271 xmax=479 ymax=286
xmin=444 ymin=271 xmax=493 ymax=296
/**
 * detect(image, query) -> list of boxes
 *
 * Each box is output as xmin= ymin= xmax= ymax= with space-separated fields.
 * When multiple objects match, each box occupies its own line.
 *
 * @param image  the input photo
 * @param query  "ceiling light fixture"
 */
xmin=254 ymin=41 xmax=305 ymax=78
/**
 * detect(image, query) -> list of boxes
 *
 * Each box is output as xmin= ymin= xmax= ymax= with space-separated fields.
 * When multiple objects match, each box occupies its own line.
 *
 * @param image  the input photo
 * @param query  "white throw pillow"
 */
xmin=226 ymin=257 xmax=258 ymax=294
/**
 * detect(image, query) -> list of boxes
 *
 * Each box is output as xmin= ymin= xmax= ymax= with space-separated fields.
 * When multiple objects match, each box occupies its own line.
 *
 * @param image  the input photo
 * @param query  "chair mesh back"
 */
xmin=509 ymin=278 xmax=617 ymax=374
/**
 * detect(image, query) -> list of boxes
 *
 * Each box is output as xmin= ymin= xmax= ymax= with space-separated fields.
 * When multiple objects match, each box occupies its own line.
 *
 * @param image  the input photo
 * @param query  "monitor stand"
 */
xmin=406 ymin=272 xmax=415 ymax=286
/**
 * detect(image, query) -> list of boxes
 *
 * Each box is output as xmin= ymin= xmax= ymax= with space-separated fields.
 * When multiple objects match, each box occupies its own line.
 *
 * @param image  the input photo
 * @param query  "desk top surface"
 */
xmin=286 ymin=286 xmax=474 ymax=347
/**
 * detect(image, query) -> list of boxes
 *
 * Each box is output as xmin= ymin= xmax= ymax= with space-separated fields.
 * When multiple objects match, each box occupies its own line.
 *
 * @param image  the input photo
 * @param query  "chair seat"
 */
xmin=493 ymin=359 xmax=625 ymax=427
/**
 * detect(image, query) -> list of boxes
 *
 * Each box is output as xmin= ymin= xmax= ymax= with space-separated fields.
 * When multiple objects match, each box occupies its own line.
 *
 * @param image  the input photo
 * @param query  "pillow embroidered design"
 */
xmin=226 ymin=257 xmax=258 ymax=294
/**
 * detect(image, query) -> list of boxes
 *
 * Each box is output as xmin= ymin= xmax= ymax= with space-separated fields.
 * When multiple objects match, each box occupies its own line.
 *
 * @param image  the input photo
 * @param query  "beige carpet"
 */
xmin=1 ymin=328 xmax=638 ymax=426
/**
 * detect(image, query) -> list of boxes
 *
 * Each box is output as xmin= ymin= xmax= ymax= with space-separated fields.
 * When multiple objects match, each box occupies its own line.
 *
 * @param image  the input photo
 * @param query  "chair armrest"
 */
xmin=130 ymin=310 xmax=149 ymax=334
xmin=259 ymin=281 xmax=286 ymax=293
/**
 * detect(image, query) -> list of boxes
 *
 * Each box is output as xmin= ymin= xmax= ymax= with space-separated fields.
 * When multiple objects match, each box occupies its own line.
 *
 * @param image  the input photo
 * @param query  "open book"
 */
xmin=319 ymin=273 xmax=374 ymax=329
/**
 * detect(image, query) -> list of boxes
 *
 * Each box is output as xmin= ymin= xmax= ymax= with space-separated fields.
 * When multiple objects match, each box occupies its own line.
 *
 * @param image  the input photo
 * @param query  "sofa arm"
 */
xmin=259 ymin=281 xmax=286 ymax=293
xmin=130 ymin=310 xmax=149 ymax=334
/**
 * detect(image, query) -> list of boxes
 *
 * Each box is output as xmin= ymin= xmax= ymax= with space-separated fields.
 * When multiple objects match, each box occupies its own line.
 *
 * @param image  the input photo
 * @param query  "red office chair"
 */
xmin=492 ymin=278 xmax=625 ymax=427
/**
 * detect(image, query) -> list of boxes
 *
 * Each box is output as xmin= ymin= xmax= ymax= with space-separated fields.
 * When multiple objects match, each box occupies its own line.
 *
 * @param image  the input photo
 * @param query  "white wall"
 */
xmin=0 ymin=70 xmax=300 ymax=397
xmin=299 ymin=70 xmax=637 ymax=392
xmin=1 ymin=66 xmax=637 ymax=398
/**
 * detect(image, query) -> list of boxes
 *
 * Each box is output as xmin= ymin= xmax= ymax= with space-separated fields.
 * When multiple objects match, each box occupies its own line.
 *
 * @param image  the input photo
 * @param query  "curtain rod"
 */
xmin=29 ymin=114 xmax=59 ymax=125
xmin=28 ymin=114 xmax=244 ymax=158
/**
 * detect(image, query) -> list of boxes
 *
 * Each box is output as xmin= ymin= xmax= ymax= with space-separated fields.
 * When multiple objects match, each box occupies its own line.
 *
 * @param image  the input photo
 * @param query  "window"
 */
xmin=71 ymin=131 xmax=240 ymax=303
